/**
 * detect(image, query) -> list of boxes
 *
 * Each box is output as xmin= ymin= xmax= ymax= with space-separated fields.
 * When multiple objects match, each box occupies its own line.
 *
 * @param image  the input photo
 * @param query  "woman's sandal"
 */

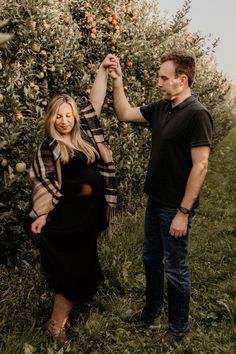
xmin=45 ymin=318 xmax=68 ymax=345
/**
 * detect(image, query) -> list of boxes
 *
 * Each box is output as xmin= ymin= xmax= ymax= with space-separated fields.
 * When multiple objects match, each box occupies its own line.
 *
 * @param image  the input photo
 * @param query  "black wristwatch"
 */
xmin=178 ymin=206 xmax=191 ymax=215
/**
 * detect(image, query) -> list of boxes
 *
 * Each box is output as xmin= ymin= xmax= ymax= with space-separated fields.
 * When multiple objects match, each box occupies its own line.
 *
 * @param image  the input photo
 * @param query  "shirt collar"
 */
xmin=167 ymin=94 xmax=197 ymax=112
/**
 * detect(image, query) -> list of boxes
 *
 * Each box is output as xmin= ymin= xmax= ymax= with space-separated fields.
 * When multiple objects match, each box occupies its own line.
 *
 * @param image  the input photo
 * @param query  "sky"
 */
xmin=157 ymin=0 xmax=236 ymax=84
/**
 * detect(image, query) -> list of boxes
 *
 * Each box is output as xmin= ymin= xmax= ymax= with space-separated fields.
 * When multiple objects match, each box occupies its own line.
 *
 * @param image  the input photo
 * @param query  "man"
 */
xmin=109 ymin=51 xmax=213 ymax=347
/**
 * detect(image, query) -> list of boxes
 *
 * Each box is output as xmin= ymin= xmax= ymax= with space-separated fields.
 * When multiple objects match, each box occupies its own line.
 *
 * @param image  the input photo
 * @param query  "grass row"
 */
xmin=0 ymin=127 xmax=236 ymax=353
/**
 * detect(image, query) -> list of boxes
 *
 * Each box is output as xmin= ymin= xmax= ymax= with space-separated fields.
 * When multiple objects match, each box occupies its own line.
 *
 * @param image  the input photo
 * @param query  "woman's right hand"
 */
xmin=31 ymin=214 xmax=47 ymax=234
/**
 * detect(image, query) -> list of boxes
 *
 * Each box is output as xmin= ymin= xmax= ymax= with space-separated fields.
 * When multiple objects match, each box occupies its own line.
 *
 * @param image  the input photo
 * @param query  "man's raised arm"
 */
xmin=109 ymin=59 xmax=147 ymax=123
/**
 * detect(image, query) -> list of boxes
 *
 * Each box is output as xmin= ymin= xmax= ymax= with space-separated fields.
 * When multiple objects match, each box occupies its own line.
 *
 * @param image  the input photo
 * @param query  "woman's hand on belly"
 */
xmin=79 ymin=183 xmax=93 ymax=196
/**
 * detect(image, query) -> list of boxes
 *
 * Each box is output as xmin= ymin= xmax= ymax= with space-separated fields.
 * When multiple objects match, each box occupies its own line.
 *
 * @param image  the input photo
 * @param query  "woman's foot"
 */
xmin=45 ymin=318 xmax=67 ymax=345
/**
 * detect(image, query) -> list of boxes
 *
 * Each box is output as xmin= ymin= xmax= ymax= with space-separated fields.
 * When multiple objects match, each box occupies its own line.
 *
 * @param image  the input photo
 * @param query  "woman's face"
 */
xmin=53 ymin=102 xmax=75 ymax=136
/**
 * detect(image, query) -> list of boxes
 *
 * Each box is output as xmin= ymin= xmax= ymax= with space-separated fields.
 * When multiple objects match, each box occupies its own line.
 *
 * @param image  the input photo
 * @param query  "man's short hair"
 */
xmin=161 ymin=51 xmax=196 ymax=87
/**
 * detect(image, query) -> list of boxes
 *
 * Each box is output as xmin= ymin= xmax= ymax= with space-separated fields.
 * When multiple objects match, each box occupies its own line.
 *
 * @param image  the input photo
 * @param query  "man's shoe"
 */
xmin=120 ymin=309 xmax=161 ymax=328
xmin=162 ymin=331 xmax=187 ymax=348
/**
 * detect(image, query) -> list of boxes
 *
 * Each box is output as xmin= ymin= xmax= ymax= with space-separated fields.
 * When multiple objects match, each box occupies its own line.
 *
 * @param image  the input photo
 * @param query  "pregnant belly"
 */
xmin=61 ymin=165 xmax=106 ymax=198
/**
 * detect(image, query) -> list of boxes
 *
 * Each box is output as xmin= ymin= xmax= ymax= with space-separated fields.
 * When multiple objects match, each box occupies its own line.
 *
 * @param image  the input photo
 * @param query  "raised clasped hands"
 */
xmin=102 ymin=54 xmax=121 ymax=80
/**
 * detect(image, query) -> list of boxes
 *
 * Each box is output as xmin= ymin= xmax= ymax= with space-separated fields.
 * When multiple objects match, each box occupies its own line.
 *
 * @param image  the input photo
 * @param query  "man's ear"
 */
xmin=180 ymin=74 xmax=188 ymax=85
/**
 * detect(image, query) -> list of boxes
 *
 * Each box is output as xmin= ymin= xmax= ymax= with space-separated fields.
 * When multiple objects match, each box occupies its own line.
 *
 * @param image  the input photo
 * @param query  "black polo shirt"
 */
xmin=140 ymin=95 xmax=213 ymax=208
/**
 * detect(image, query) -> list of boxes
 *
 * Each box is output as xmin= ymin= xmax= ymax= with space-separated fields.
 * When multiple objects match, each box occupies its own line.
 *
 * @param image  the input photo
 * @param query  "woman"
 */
xmin=29 ymin=55 xmax=117 ymax=343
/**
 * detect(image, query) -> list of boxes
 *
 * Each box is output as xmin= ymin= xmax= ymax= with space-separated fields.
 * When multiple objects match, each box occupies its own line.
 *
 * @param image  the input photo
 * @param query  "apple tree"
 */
xmin=0 ymin=0 xmax=234 ymax=264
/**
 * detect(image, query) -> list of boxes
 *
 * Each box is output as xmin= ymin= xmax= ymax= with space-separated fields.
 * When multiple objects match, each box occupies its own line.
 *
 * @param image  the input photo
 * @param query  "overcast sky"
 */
xmin=157 ymin=0 xmax=236 ymax=84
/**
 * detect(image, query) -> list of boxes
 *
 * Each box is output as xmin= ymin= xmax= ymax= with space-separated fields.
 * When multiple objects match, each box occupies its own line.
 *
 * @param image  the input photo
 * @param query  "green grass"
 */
xmin=1 ymin=127 xmax=236 ymax=354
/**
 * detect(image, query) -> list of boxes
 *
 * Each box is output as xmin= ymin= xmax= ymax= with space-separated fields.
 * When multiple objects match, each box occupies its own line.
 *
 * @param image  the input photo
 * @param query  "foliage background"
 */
xmin=1 ymin=125 xmax=236 ymax=354
xmin=0 ymin=0 xmax=235 ymax=263
xmin=0 ymin=0 xmax=236 ymax=352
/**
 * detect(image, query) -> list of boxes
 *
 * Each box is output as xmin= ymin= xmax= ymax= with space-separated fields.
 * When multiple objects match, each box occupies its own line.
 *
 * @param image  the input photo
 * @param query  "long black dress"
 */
xmin=39 ymin=151 xmax=108 ymax=303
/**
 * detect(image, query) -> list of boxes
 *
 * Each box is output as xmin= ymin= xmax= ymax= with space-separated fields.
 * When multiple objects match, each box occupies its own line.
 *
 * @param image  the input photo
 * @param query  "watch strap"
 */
xmin=178 ymin=206 xmax=191 ymax=215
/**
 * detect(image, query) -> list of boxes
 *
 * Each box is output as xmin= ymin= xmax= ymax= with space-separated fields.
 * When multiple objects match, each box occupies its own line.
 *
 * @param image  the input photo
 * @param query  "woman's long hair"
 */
xmin=44 ymin=94 xmax=99 ymax=163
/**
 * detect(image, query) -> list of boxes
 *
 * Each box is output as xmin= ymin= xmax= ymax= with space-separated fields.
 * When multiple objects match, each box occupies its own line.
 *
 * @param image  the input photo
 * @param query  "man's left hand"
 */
xmin=169 ymin=212 xmax=188 ymax=238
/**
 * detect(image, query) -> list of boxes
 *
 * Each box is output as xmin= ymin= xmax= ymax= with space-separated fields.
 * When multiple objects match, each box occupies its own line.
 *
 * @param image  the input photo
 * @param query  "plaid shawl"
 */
xmin=29 ymin=101 xmax=117 ymax=219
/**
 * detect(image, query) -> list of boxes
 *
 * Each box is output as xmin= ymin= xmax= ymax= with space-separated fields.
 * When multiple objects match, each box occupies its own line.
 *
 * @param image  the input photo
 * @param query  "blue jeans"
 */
xmin=142 ymin=198 xmax=195 ymax=335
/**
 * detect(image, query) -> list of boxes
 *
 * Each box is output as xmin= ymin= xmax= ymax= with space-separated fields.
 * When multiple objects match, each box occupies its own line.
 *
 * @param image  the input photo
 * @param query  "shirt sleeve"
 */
xmin=189 ymin=110 xmax=213 ymax=148
xmin=140 ymin=101 xmax=158 ymax=122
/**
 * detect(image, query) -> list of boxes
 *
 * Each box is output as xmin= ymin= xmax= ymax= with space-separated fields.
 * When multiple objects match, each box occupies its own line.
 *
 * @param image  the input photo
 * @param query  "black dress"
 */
xmin=39 ymin=151 xmax=108 ymax=303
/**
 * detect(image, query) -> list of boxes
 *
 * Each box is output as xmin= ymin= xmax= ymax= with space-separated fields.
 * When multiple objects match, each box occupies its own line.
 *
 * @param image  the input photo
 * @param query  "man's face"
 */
xmin=158 ymin=60 xmax=184 ymax=101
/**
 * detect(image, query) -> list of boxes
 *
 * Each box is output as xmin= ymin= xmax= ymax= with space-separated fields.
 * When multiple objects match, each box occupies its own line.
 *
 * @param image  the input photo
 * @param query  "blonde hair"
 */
xmin=44 ymin=94 xmax=99 ymax=163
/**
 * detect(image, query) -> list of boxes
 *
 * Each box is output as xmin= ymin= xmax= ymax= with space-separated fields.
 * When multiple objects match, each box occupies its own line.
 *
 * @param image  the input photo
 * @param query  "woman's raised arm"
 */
xmin=89 ymin=54 xmax=118 ymax=117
